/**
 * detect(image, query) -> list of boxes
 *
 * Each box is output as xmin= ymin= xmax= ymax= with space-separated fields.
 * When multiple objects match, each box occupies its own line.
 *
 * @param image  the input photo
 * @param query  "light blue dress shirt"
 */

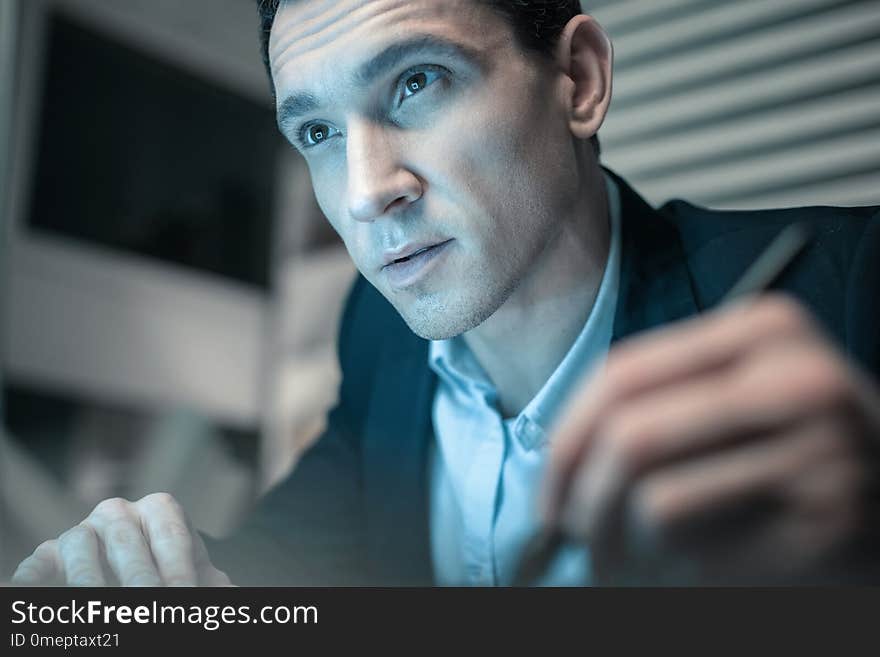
xmin=428 ymin=173 xmax=622 ymax=586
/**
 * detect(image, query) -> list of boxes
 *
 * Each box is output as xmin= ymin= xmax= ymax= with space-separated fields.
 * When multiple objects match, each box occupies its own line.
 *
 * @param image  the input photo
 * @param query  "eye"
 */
xmin=299 ymin=122 xmax=340 ymax=148
xmin=399 ymin=67 xmax=445 ymax=102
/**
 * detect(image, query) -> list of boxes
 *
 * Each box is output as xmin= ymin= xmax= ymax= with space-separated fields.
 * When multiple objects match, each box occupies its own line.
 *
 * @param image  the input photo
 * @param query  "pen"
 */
xmin=510 ymin=221 xmax=813 ymax=587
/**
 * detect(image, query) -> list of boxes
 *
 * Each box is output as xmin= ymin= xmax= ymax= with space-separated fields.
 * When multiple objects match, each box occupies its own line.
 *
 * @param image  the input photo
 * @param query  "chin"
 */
xmin=393 ymin=286 xmax=507 ymax=341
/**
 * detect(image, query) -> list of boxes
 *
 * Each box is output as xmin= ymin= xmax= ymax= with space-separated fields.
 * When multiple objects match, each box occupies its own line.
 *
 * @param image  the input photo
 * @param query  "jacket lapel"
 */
xmin=361 ymin=330 xmax=436 ymax=585
xmin=607 ymin=169 xmax=703 ymax=341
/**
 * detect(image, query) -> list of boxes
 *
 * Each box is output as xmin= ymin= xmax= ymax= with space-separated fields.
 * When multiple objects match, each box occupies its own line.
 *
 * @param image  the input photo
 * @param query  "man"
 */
xmin=12 ymin=0 xmax=880 ymax=586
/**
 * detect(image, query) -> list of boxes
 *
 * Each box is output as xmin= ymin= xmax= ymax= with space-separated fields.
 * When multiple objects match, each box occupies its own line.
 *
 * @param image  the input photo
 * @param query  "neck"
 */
xmin=464 ymin=163 xmax=611 ymax=418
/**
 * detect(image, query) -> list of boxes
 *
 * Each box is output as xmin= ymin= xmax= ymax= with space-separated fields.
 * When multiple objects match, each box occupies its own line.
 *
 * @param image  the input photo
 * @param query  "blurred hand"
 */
xmin=12 ymin=493 xmax=231 ymax=586
xmin=541 ymin=294 xmax=880 ymax=584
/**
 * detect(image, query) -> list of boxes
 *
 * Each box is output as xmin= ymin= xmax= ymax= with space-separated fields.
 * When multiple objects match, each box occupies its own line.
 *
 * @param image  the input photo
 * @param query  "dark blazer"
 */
xmin=207 ymin=169 xmax=880 ymax=585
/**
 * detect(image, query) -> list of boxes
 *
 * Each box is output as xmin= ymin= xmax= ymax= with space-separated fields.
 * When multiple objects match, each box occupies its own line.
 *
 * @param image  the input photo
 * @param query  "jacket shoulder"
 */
xmin=660 ymin=198 xmax=880 ymax=374
xmin=659 ymin=197 xmax=879 ymax=254
xmin=659 ymin=198 xmax=879 ymax=302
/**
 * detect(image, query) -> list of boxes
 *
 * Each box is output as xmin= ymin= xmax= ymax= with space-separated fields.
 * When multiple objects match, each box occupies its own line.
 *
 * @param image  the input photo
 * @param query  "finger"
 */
xmin=199 ymin=565 xmax=233 ymax=587
xmin=683 ymin=453 xmax=864 ymax=584
xmin=619 ymin=419 xmax=845 ymax=551
xmin=88 ymin=498 xmax=162 ymax=586
xmin=542 ymin=294 xmax=814 ymax=522
xmin=780 ymin=449 xmax=865 ymax=519
xmin=12 ymin=540 xmax=61 ymax=586
xmin=560 ymin=335 xmax=854 ymax=537
xmin=557 ymin=372 xmax=757 ymax=539
xmin=545 ymin=319 xmax=847 ymax=534
xmin=590 ymin=294 xmax=817 ymax=411
xmin=138 ymin=493 xmax=198 ymax=587
xmin=693 ymin=488 xmax=857 ymax=585
xmin=192 ymin=532 xmax=232 ymax=586
xmin=57 ymin=524 xmax=107 ymax=586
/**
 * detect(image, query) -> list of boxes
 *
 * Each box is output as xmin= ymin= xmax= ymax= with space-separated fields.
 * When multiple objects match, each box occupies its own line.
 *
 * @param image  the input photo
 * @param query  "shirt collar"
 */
xmin=429 ymin=172 xmax=623 ymax=450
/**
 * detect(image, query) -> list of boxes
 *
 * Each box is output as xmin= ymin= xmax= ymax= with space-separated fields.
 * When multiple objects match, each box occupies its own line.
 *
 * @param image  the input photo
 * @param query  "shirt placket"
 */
xmin=461 ymin=410 xmax=505 ymax=586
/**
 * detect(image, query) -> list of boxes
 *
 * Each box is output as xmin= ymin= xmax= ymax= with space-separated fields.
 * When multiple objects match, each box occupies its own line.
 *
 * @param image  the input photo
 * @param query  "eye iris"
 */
xmin=407 ymin=72 xmax=427 ymax=93
xmin=308 ymin=124 xmax=328 ymax=143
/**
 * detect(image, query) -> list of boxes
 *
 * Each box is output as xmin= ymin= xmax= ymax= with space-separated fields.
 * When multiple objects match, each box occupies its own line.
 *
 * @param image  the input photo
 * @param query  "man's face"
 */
xmin=270 ymin=0 xmax=583 ymax=339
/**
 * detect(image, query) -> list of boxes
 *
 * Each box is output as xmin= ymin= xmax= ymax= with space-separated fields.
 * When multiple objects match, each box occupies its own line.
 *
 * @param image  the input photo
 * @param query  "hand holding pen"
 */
xmin=516 ymin=223 xmax=880 ymax=585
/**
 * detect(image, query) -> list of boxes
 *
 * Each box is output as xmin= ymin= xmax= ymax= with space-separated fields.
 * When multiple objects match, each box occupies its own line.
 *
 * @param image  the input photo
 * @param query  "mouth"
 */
xmin=382 ymin=239 xmax=453 ymax=267
xmin=393 ymin=245 xmax=432 ymax=263
xmin=381 ymin=239 xmax=454 ymax=289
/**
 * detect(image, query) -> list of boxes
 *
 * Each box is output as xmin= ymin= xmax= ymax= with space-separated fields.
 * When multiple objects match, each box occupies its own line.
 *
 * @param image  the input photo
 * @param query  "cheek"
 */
xmin=308 ymin=162 xmax=343 ymax=226
xmin=435 ymin=98 xmax=567 ymax=238
xmin=309 ymin=163 xmax=360 ymax=247
xmin=427 ymin=108 xmax=526 ymax=212
xmin=306 ymin=166 xmax=374 ymax=273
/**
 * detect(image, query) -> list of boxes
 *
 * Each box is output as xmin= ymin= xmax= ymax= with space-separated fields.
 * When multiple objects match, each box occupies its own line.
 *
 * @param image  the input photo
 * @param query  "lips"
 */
xmin=391 ymin=245 xmax=431 ymax=264
xmin=381 ymin=239 xmax=454 ymax=289
xmin=381 ymin=239 xmax=452 ymax=268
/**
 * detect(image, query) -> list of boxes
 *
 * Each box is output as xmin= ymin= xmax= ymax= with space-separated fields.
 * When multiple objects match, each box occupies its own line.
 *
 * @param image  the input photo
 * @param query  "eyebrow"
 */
xmin=276 ymin=34 xmax=484 ymax=132
xmin=354 ymin=34 xmax=483 ymax=86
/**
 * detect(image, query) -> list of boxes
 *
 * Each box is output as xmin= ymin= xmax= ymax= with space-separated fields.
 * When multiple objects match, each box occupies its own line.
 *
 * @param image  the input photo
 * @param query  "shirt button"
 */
xmin=518 ymin=417 xmax=546 ymax=450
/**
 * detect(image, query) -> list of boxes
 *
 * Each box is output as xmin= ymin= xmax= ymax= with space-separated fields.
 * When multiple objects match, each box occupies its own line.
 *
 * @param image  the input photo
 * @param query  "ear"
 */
xmin=555 ymin=15 xmax=613 ymax=141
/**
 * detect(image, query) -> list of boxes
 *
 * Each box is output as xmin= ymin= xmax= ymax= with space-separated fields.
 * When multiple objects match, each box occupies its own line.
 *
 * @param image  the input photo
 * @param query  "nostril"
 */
xmin=385 ymin=196 xmax=410 ymax=213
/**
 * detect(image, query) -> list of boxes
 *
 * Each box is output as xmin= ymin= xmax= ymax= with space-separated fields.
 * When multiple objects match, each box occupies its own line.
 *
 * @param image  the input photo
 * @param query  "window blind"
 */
xmin=588 ymin=0 xmax=880 ymax=209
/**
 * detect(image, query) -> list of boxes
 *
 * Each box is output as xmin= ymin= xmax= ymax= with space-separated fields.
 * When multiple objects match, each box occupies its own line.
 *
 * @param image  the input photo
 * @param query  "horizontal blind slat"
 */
xmin=628 ymin=127 xmax=880 ymax=205
xmin=610 ymin=2 xmax=880 ymax=108
xmin=610 ymin=0 xmax=853 ymax=65
xmin=608 ymin=86 xmax=880 ymax=177
xmin=586 ymin=0 xmax=709 ymax=33
xmin=602 ymin=41 xmax=880 ymax=144
xmin=706 ymin=170 xmax=880 ymax=209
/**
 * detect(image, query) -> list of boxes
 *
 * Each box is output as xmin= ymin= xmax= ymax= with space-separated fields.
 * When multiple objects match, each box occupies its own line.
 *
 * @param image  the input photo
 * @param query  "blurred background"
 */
xmin=1 ymin=0 xmax=879 ymax=577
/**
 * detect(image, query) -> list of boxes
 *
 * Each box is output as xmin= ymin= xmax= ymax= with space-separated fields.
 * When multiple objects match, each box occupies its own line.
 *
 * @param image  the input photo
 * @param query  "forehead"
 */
xmin=269 ymin=0 xmax=511 ymax=90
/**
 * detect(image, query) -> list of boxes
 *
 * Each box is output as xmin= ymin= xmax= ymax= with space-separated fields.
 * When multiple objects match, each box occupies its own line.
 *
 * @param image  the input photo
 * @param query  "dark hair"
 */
xmin=255 ymin=0 xmax=600 ymax=155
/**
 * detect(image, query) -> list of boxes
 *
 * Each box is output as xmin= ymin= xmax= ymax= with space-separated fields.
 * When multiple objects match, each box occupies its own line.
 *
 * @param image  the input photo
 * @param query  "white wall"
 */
xmin=2 ymin=0 xmax=277 ymax=429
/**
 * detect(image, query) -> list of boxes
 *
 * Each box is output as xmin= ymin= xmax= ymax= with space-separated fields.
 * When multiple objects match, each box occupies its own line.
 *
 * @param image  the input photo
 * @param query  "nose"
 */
xmin=346 ymin=119 xmax=422 ymax=222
